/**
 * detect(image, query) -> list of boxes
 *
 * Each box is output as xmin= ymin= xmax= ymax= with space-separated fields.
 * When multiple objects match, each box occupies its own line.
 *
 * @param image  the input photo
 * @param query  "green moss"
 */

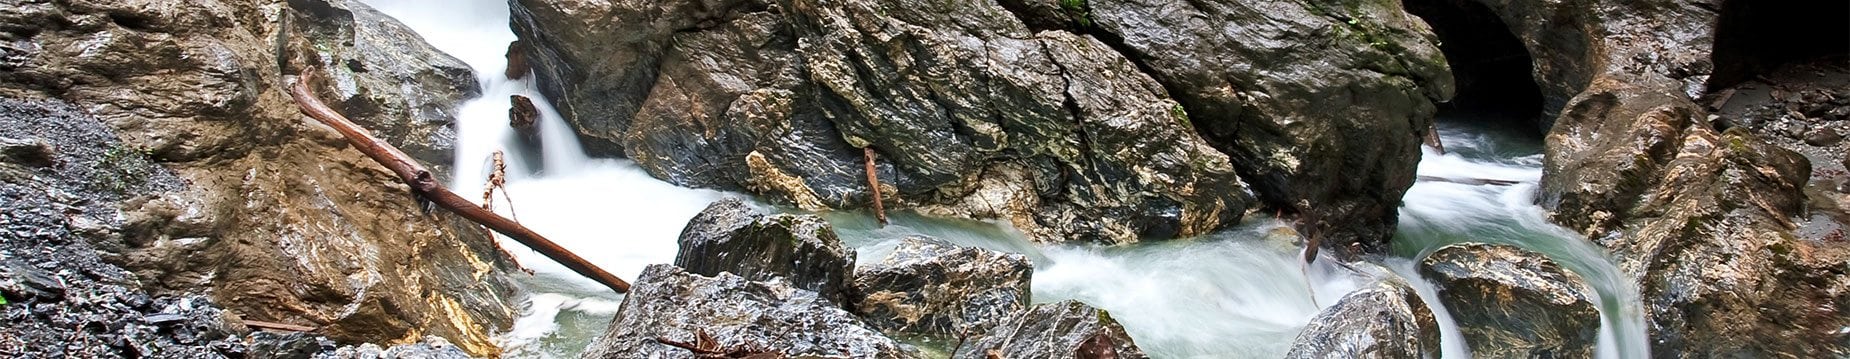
xmin=1170 ymin=103 xmax=1193 ymax=128
xmin=1059 ymin=0 xmax=1093 ymax=28
xmin=97 ymin=144 xmax=154 ymax=195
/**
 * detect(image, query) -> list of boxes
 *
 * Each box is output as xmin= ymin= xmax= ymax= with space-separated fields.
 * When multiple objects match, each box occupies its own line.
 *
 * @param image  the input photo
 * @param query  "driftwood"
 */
xmin=288 ymin=71 xmax=630 ymax=293
xmin=1416 ymin=175 xmax=1522 ymax=186
xmin=243 ymin=320 xmax=316 ymax=332
xmin=1423 ymin=124 xmax=1446 ymax=155
xmin=863 ymin=147 xmax=888 ymax=226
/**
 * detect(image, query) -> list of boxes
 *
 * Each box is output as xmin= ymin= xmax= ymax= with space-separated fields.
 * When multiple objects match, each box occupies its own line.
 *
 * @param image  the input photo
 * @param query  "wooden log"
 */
xmin=864 ymin=147 xmax=888 ymax=226
xmin=1424 ymin=124 xmax=1446 ymax=155
xmin=288 ymin=71 xmax=630 ymax=293
xmin=243 ymin=320 xmax=316 ymax=332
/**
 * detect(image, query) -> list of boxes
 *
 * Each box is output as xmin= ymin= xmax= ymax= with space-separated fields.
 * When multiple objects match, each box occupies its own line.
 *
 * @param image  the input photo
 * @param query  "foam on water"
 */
xmin=356 ymin=1 xmax=1648 ymax=357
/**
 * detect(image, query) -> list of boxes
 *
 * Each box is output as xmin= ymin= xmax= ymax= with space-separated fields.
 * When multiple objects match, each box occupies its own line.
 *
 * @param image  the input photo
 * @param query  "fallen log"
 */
xmin=243 ymin=320 xmax=316 ymax=332
xmin=1417 ymin=175 xmax=1523 ymax=186
xmin=1423 ymin=124 xmax=1446 ymax=155
xmin=864 ymin=147 xmax=888 ymax=226
xmin=288 ymin=71 xmax=630 ymax=293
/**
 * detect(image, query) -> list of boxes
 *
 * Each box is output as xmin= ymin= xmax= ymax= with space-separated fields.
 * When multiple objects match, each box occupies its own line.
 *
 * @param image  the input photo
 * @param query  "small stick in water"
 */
xmin=479 ymin=151 xmax=530 ymax=274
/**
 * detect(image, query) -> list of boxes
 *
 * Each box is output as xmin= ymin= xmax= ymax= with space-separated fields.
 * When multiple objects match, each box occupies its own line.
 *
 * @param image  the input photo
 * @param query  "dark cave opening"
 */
xmin=1708 ymin=0 xmax=1850 ymax=91
xmin=1403 ymin=0 xmax=1546 ymax=136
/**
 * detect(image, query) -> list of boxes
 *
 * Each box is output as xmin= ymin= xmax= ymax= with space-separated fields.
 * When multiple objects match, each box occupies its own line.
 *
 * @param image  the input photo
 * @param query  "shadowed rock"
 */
xmin=1421 ymin=243 xmax=1598 ymax=357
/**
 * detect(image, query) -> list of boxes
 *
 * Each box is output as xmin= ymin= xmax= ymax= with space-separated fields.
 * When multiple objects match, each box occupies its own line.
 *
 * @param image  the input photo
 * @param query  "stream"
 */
xmin=358 ymin=1 xmax=1649 ymax=357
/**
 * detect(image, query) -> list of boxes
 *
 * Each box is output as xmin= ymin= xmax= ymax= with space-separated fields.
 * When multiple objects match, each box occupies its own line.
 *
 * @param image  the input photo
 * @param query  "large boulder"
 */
xmin=852 ymin=236 xmax=1033 ymax=338
xmin=511 ymin=0 xmax=1455 ymax=245
xmin=951 ymin=300 xmax=1146 ymax=359
xmin=0 ymin=0 xmax=521 ymax=355
xmin=1420 ymin=243 xmax=1599 ymax=357
xmin=580 ymin=264 xmax=915 ymax=359
xmin=675 ymin=198 xmax=858 ymax=306
xmin=284 ymin=0 xmax=480 ymax=177
xmin=1070 ymin=0 xmax=1457 ymax=256
xmin=1285 ymin=275 xmax=1441 ymax=359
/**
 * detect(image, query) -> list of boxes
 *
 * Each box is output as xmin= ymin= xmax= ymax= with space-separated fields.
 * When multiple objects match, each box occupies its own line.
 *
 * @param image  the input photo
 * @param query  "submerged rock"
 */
xmin=675 ymin=198 xmax=858 ymax=306
xmin=580 ymin=264 xmax=914 ymax=358
xmin=1420 ymin=243 xmax=1598 ymax=357
xmin=1285 ymin=274 xmax=1441 ymax=359
xmin=952 ymin=300 xmax=1146 ymax=359
xmin=852 ymin=236 xmax=1032 ymax=338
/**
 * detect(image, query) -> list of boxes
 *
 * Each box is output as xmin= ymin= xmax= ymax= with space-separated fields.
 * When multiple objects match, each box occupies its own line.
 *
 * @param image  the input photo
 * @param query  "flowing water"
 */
xmin=358 ymin=1 xmax=1648 ymax=357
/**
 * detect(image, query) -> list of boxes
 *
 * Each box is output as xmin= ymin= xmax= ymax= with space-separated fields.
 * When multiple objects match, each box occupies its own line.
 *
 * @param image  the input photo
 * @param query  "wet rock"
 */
xmin=287 ymin=0 xmax=480 ymax=176
xmin=952 ymin=300 xmax=1146 ymax=359
xmin=504 ymin=40 xmax=530 ymax=80
xmin=675 ymin=198 xmax=857 ymax=307
xmin=1420 ymin=243 xmax=1598 ymax=358
xmin=0 ymin=1 xmax=523 ymax=354
xmin=246 ymin=332 xmax=339 ymax=359
xmin=1285 ymin=275 xmax=1441 ymax=359
xmin=1078 ymin=0 xmax=1456 ymax=255
xmin=329 ymin=336 xmax=473 ymax=359
xmin=852 ymin=236 xmax=1032 ymax=338
xmin=511 ymin=0 xmax=1260 ymax=243
xmin=1806 ymin=127 xmax=1843 ymax=147
xmin=580 ymin=264 xmax=914 ymax=358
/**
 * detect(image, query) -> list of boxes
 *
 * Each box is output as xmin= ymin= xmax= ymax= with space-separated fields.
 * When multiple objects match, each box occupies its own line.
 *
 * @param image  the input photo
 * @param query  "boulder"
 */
xmin=852 ymin=236 xmax=1032 ymax=338
xmin=580 ymin=264 xmax=914 ymax=358
xmin=1076 ymin=0 xmax=1456 ymax=255
xmin=675 ymin=198 xmax=858 ymax=307
xmin=516 ymin=0 xmax=1380 ymax=244
xmin=1420 ymin=243 xmax=1598 ymax=357
xmin=286 ymin=0 xmax=481 ymax=176
xmin=952 ymin=300 xmax=1146 ymax=359
xmin=0 ymin=1 xmax=521 ymax=354
xmin=1285 ymin=275 xmax=1441 ymax=359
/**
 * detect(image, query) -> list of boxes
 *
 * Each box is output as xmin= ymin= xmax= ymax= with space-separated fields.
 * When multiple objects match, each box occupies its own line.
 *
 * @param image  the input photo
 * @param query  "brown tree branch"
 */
xmin=863 ymin=147 xmax=888 ymax=226
xmin=288 ymin=71 xmax=629 ymax=293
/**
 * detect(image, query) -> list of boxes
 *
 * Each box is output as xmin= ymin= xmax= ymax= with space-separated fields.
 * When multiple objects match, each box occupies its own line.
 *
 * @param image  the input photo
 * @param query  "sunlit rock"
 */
xmin=852 ymin=236 xmax=1032 ymax=338
xmin=675 ymin=198 xmax=858 ymax=307
xmin=951 ymin=300 xmax=1147 ymax=359
xmin=1286 ymin=274 xmax=1441 ymax=359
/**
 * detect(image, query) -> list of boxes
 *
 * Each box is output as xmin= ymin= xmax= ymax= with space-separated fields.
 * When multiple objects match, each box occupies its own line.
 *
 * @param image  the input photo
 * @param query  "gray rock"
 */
xmin=1079 ymin=0 xmax=1456 ymax=256
xmin=675 ymin=198 xmax=858 ymax=307
xmin=853 ymin=236 xmax=1032 ymax=338
xmin=1285 ymin=276 xmax=1441 ymax=359
xmin=1420 ymin=243 xmax=1598 ymax=358
xmin=511 ymin=0 xmax=1260 ymax=243
xmin=287 ymin=0 xmax=480 ymax=177
xmin=580 ymin=264 xmax=914 ymax=358
xmin=952 ymin=300 xmax=1146 ymax=359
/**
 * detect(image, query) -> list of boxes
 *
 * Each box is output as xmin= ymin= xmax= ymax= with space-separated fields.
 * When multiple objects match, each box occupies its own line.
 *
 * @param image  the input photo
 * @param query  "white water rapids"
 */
xmin=358 ymin=1 xmax=1648 ymax=357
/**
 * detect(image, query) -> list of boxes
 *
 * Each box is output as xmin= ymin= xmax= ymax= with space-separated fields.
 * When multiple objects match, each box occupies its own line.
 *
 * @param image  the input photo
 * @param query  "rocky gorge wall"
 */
xmin=1436 ymin=0 xmax=1850 ymax=355
xmin=509 ymin=0 xmax=1456 ymax=254
xmin=0 ymin=0 xmax=523 ymax=355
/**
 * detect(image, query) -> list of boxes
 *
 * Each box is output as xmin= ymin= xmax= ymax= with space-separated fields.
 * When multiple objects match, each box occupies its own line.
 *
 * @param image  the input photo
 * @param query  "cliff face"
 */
xmin=510 ymin=0 xmax=1454 ymax=251
xmin=1443 ymin=0 xmax=1850 ymax=355
xmin=0 ymin=0 xmax=521 ymax=355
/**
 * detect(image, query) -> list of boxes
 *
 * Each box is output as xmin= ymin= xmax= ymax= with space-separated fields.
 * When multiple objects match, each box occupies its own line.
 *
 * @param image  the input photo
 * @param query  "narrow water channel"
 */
xmin=358 ymin=1 xmax=1648 ymax=357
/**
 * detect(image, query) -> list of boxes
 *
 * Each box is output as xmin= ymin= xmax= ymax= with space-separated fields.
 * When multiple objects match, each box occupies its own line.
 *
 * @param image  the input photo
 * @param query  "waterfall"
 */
xmin=354 ymin=1 xmax=1648 ymax=357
